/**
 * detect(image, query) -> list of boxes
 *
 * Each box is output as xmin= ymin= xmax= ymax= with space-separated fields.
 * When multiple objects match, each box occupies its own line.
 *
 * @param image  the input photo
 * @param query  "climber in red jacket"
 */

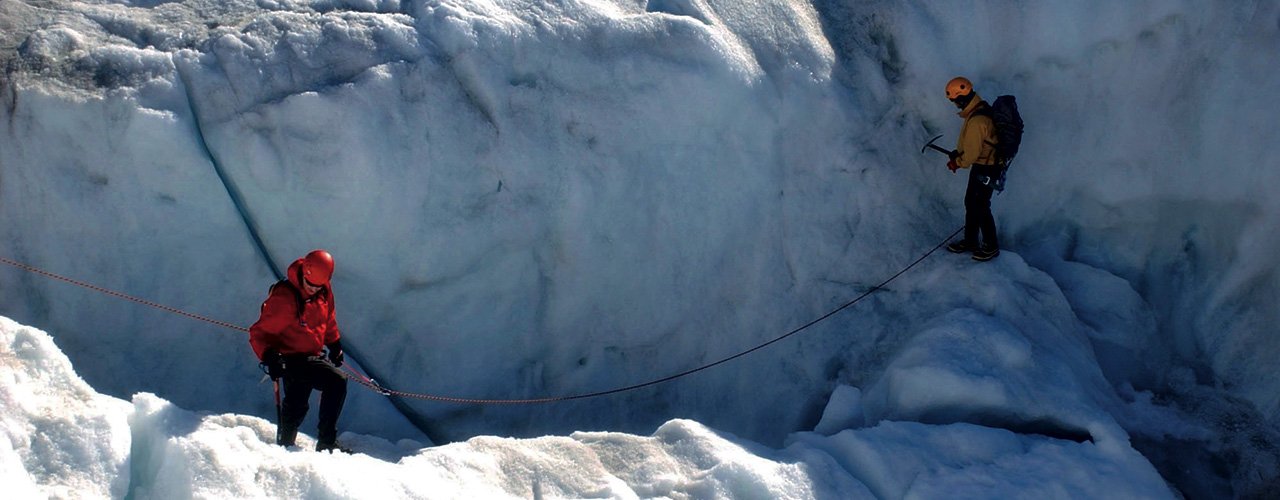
xmin=250 ymin=249 xmax=347 ymax=452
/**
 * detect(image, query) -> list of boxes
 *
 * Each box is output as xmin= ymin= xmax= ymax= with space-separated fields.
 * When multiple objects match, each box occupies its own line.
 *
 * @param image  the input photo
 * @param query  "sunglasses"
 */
xmin=949 ymin=93 xmax=975 ymax=107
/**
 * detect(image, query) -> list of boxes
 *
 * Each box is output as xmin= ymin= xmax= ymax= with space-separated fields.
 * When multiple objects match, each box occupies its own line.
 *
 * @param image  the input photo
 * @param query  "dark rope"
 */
xmin=358 ymin=225 xmax=966 ymax=404
xmin=0 ymin=226 xmax=963 ymax=405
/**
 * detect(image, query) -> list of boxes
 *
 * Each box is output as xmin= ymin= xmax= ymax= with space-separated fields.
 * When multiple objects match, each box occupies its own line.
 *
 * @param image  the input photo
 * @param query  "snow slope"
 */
xmin=2 ymin=315 xmax=1173 ymax=498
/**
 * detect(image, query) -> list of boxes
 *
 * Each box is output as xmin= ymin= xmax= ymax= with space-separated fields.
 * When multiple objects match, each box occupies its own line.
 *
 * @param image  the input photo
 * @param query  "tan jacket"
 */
xmin=956 ymin=93 xmax=998 ymax=168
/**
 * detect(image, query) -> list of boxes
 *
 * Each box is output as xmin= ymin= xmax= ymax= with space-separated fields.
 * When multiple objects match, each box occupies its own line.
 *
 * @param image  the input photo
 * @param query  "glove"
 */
xmin=946 ymin=159 xmax=959 ymax=172
xmin=326 ymin=340 xmax=344 ymax=367
xmin=261 ymin=350 xmax=285 ymax=380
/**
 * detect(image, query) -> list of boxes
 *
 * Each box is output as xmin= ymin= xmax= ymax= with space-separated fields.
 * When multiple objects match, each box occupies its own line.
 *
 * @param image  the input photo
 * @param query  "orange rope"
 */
xmin=0 ymin=256 xmax=249 ymax=332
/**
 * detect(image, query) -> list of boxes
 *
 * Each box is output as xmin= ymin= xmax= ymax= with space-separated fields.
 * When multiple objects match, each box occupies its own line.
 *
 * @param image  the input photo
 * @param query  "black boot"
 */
xmin=276 ymin=424 xmax=298 ymax=447
xmin=972 ymin=245 xmax=1000 ymax=261
xmin=947 ymin=239 xmax=976 ymax=254
xmin=316 ymin=438 xmax=350 ymax=453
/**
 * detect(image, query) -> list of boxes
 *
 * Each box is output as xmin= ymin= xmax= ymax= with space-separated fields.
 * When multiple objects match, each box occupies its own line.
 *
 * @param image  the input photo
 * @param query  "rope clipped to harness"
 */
xmin=341 ymin=366 xmax=392 ymax=396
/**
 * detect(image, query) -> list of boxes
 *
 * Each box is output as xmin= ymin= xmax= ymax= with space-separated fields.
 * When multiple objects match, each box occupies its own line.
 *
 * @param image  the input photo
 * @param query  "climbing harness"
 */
xmin=0 ymin=225 xmax=963 ymax=405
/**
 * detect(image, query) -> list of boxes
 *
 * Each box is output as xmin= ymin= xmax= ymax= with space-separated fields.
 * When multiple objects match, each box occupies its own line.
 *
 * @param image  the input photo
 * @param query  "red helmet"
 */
xmin=302 ymin=249 xmax=334 ymax=286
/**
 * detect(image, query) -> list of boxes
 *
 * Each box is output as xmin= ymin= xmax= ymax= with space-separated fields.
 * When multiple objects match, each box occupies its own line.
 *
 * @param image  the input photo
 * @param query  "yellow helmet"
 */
xmin=946 ymin=77 xmax=974 ymax=100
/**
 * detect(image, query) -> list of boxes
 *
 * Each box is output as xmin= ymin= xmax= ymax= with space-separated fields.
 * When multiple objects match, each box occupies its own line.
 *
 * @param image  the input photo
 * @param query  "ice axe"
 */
xmin=921 ymin=135 xmax=958 ymax=159
xmin=273 ymin=379 xmax=282 ymax=444
xmin=260 ymin=363 xmax=283 ymax=445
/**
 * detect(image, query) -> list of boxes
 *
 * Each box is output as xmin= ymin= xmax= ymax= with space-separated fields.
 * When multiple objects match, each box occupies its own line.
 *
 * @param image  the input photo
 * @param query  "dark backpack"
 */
xmin=969 ymin=95 xmax=1022 ymax=192
xmin=266 ymin=277 xmax=331 ymax=321
xmin=985 ymin=95 xmax=1023 ymax=165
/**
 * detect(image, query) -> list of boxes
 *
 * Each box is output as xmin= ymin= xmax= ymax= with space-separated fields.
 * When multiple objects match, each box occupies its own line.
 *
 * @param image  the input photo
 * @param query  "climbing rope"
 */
xmin=0 ymin=225 xmax=963 ymax=404
xmin=0 ymin=256 xmax=249 ymax=332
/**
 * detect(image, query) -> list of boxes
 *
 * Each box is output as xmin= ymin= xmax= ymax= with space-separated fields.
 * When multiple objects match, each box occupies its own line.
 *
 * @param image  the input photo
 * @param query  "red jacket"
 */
xmin=249 ymin=259 xmax=341 ymax=360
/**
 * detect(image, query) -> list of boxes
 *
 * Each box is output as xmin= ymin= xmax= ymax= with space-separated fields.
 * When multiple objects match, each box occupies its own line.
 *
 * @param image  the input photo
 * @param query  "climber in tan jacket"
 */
xmin=943 ymin=76 xmax=1001 ymax=261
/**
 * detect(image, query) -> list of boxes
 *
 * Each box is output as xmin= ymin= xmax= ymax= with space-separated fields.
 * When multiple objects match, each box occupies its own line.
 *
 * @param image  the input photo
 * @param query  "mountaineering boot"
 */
xmin=972 ymin=245 xmax=1000 ymax=261
xmin=276 ymin=424 xmax=298 ymax=447
xmin=316 ymin=425 xmax=350 ymax=453
xmin=316 ymin=439 xmax=351 ymax=454
xmin=947 ymin=240 xmax=976 ymax=254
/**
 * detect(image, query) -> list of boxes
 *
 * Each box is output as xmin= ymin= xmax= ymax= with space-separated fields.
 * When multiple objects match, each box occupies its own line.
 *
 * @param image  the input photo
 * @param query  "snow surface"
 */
xmin=3 ymin=316 xmax=1173 ymax=498
xmin=0 ymin=0 xmax=1278 ymax=497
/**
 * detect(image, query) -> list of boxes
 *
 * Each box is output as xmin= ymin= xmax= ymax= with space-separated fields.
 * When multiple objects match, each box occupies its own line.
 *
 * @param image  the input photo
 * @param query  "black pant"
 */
xmin=964 ymin=164 xmax=1000 ymax=248
xmin=278 ymin=355 xmax=347 ymax=445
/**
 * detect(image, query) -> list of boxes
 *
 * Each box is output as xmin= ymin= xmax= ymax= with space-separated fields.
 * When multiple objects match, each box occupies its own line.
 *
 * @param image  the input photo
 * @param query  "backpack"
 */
xmin=267 ymin=277 xmax=331 ymax=322
xmin=968 ymin=95 xmax=1022 ymax=192
xmin=984 ymin=95 xmax=1024 ymax=166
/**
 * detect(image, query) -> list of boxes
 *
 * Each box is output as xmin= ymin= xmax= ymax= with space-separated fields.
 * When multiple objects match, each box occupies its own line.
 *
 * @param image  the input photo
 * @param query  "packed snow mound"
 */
xmin=1 ymin=315 xmax=1173 ymax=498
xmin=0 ymin=316 xmax=131 ymax=498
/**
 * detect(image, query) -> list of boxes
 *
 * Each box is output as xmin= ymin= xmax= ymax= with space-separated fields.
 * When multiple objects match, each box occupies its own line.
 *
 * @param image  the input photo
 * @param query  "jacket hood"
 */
xmin=286 ymin=259 xmax=305 ymax=290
